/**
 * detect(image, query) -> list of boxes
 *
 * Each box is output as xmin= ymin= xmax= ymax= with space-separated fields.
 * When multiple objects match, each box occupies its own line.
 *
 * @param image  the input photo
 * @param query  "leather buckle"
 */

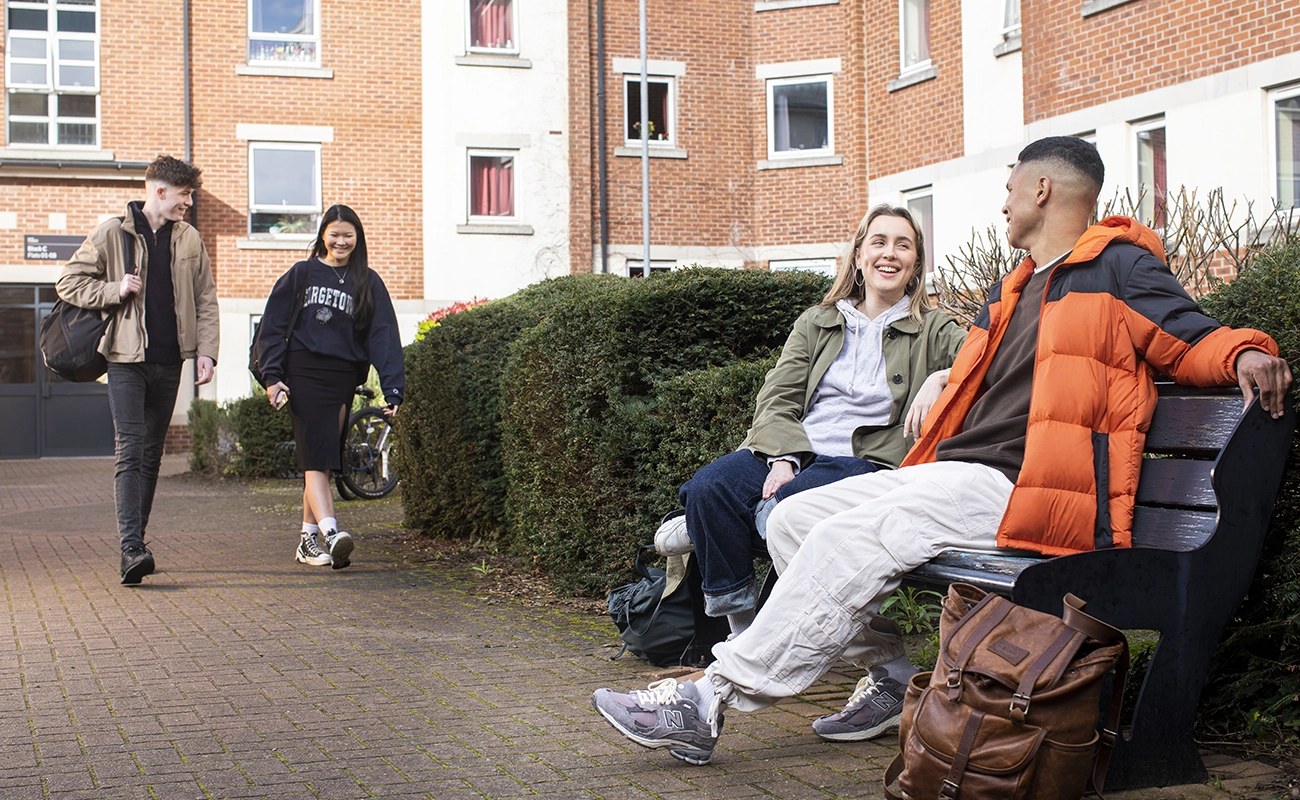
xmin=1009 ymin=692 xmax=1031 ymax=723
xmin=945 ymin=669 xmax=963 ymax=689
xmin=940 ymin=779 xmax=961 ymax=799
xmin=1100 ymin=727 xmax=1118 ymax=747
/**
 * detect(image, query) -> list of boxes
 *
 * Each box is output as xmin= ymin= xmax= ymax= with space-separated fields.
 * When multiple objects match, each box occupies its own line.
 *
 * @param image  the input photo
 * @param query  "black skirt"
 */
xmin=284 ymin=348 xmax=365 ymax=472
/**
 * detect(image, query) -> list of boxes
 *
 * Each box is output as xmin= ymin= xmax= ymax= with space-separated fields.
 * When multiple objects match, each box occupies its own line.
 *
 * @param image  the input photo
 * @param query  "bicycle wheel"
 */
xmin=339 ymin=408 xmax=398 ymax=499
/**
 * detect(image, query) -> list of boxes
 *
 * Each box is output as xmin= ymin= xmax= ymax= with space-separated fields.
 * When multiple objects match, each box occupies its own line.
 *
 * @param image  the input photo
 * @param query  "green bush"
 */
xmin=500 ymin=268 xmax=830 ymax=594
xmin=1199 ymin=236 xmax=1300 ymax=740
xmin=187 ymin=398 xmax=221 ymax=473
xmin=226 ymin=395 xmax=295 ymax=478
xmin=397 ymin=274 xmax=623 ymax=542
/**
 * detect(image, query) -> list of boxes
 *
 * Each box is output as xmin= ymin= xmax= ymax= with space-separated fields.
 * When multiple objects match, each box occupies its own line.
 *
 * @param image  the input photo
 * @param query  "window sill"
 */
xmin=1 ymin=147 xmax=115 ymax=161
xmin=754 ymin=0 xmax=838 ymax=10
xmin=757 ymin=154 xmax=843 ymax=170
xmin=455 ymin=54 xmax=532 ymax=69
xmin=457 ymin=223 xmax=534 ymax=236
xmin=886 ymin=65 xmax=938 ymax=93
xmin=237 ymin=238 xmax=313 ymax=250
xmin=993 ymin=35 xmax=1022 ymax=57
xmin=1082 ymin=0 xmax=1139 ymax=17
xmin=614 ymin=146 xmax=688 ymax=159
xmin=236 ymin=64 xmax=334 ymax=79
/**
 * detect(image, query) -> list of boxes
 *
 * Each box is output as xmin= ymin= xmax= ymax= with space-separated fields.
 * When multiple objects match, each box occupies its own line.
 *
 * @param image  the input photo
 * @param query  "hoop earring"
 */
xmin=906 ymin=274 xmax=922 ymax=295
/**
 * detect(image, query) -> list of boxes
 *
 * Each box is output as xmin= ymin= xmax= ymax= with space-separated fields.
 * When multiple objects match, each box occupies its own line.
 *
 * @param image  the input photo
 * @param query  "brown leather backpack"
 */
xmin=884 ymin=583 xmax=1129 ymax=800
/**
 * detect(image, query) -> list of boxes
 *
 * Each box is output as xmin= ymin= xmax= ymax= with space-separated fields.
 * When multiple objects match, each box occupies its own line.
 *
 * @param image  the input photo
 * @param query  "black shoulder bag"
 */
xmin=40 ymin=223 xmax=135 ymax=382
xmin=249 ymin=262 xmax=308 ymax=388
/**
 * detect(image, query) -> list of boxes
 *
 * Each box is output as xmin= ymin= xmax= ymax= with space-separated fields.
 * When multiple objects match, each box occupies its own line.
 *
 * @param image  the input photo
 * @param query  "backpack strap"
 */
xmin=944 ymin=593 xmax=1013 ymax=702
xmin=119 ymin=217 xmax=137 ymax=319
xmin=284 ymin=260 xmax=307 ymax=338
xmin=1062 ymin=593 xmax=1130 ymax=797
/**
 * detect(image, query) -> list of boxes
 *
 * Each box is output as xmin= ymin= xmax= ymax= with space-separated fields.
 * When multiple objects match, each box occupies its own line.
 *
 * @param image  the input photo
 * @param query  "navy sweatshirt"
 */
xmin=256 ymin=257 xmax=405 ymax=405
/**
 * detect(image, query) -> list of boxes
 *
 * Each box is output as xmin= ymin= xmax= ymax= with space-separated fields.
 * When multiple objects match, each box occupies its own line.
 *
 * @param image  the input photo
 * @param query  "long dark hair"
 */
xmin=312 ymin=204 xmax=374 ymax=329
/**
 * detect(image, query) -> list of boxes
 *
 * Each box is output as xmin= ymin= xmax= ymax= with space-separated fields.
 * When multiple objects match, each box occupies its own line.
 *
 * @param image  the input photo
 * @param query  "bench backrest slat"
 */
xmin=1130 ymin=506 xmax=1218 ymax=551
xmin=1135 ymin=458 xmax=1216 ymax=509
xmin=1145 ymin=394 xmax=1241 ymax=455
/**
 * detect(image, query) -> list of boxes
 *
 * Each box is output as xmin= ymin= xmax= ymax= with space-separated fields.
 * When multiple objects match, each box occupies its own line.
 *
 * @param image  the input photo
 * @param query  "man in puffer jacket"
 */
xmin=590 ymin=136 xmax=1291 ymax=765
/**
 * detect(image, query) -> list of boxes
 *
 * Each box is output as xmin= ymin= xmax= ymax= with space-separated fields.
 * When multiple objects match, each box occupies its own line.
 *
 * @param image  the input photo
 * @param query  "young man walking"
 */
xmin=57 ymin=155 xmax=219 ymax=585
xmin=591 ymin=136 xmax=1293 ymax=764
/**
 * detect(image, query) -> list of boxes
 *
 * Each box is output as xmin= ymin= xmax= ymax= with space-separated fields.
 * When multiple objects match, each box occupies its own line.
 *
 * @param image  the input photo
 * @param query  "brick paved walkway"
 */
xmin=0 ymin=458 xmax=1283 ymax=799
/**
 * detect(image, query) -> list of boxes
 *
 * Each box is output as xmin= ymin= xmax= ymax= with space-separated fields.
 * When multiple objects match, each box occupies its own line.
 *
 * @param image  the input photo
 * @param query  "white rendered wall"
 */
xmin=961 ymin=0 xmax=1022 ymax=157
xmin=422 ymin=0 xmax=570 ymax=310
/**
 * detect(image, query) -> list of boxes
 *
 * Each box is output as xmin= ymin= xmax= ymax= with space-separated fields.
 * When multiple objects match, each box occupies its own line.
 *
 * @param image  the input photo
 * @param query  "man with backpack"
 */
xmin=591 ymin=136 xmax=1292 ymax=765
xmin=56 ymin=155 xmax=219 ymax=585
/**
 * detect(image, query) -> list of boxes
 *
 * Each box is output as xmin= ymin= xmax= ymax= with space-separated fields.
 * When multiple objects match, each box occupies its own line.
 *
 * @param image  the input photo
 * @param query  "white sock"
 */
xmin=881 ymin=655 xmax=919 ymax=684
xmin=691 ymin=678 xmax=725 ymax=730
xmin=319 ymin=517 xmax=337 ymax=534
xmin=301 ymin=523 xmax=320 ymax=537
xmin=727 ymin=608 xmax=756 ymax=637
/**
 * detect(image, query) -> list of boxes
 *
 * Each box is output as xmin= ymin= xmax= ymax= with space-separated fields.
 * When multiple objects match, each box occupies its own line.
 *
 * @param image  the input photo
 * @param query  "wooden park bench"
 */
xmin=681 ymin=383 xmax=1294 ymax=790
xmin=905 ymin=384 xmax=1295 ymax=790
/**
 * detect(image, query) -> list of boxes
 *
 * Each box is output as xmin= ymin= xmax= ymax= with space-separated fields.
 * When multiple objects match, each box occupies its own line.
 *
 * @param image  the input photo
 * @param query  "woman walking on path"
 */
xmin=253 ymin=205 xmax=405 ymax=569
xmin=652 ymin=205 xmax=964 ymax=739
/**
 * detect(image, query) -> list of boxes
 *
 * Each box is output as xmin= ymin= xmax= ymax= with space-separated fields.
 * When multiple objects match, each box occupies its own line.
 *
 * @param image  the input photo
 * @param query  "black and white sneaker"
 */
xmin=295 ymin=535 xmax=332 ymax=566
xmin=325 ymin=529 xmax=353 ymax=570
xmin=811 ymin=667 xmax=906 ymax=741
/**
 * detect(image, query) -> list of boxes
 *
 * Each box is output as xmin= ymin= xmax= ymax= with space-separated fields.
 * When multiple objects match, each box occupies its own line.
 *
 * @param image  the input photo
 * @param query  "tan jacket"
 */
xmin=55 ymin=204 xmax=220 ymax=364
xmin=739 ymin=303 xmax=966 ymax=469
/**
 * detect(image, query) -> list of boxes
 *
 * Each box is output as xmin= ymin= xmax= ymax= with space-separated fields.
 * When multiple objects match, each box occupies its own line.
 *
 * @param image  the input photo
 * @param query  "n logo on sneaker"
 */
xmin=872 ymin=693 xmax=900 ymax=710
xmin=663 ymin=710 xmax=685 ymax=730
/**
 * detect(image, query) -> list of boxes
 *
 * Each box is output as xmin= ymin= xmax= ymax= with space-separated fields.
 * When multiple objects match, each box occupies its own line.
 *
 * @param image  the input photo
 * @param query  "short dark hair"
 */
xmin=1016 ymin=136 xmax=1104 ymax=190
xmin=144 ymin=155 xmax=203 ymax=189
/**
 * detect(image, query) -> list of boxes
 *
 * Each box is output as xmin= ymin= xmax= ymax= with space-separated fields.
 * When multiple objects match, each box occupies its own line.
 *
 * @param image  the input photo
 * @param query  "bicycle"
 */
xmin=335 ymin=386 xmax=398 ymax=500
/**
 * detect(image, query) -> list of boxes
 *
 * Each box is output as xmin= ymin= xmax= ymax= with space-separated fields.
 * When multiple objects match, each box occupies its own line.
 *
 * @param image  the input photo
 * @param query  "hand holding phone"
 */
xmin=275 ymin=390 xmax=288 ymax=410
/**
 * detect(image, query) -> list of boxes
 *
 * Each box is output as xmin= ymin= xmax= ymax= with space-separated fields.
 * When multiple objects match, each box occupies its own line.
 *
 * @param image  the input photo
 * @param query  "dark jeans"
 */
xmin=107 ymin=362 xmax=182 ymax=551
xmin=679 ymin=450 xmax=879 ymax=616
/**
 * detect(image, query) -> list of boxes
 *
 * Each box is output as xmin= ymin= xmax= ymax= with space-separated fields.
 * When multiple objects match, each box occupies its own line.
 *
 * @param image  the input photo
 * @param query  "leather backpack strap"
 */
xmin=882 ymin=753 xmax=907 ymax=800
xmin=1061 ymin=593 xmax=1129 ymax=797
xmin=940 ymin=710 xmax=985 ymax=799
xmin=1009 ymin=628 xmax=1084 ymax=724
xmin=946 ymin=593 xmax=1013 ymax=701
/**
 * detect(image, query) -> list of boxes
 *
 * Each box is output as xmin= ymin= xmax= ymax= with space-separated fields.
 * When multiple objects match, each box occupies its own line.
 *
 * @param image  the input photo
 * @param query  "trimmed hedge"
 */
xmin=1199 ymin=237 xmax=1300 ymax=740
xmin=397 ymin=274 xmax=624 ymax=542
xmin=185 ymin=394 xmax=293 ymax=478
xmin=499 ymin=268 xmax=829 ymax=595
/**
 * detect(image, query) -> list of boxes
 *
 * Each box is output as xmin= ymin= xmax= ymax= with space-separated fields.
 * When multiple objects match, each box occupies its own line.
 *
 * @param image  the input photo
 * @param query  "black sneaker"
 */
xmin=325 ymin=530 xmax=353 ymax=570
xmin=811 ymin=667 xmax=906 ymax=741
xmin=120 ymin=545 xmax=155 ymax=586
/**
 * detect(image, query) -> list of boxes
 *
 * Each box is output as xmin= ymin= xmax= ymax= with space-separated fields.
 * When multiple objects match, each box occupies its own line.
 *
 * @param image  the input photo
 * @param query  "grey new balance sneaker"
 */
xmin=325 ymin=529 xmax=353 ymax=570
xmin=592 ymin=678 xmax=723 ymax=765
xmin=295 ymin=534 xmax=332 ymax=567
xmin=811 ymin=667 xmax=905 ymax=741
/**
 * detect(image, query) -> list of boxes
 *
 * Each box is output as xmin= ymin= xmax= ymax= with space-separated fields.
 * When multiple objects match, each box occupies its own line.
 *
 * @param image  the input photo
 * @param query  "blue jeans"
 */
xmin=679 ymin=450 xmax=879 ymax=616
xmin=107 ymin=362 xmax=182 ymax=551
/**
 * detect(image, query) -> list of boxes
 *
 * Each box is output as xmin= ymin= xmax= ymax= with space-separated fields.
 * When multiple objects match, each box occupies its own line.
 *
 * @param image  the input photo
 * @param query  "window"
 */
xmin=247 ymin=142 xmax=321 ymax=237
xmin=247 ymin=0 xmax=320 ymax=66
xmin=900 ymin=0 xmax=930 ymax=72
xmin=904 ymin=188 xmax=934 ymax=276
xmin=766 ymin=75 xmax=832 ymax=159
xmin=1273 ymin=85 xmax=1300 ymax=209
xmin=770 ymin=258 xmax=837 ymax=277
xmin=626 ymin=259 xmax=673 ymax=278
xmin=1002 ymin=0 xmax=1020 ymax=36
xmin=467 ymin=0 xmax=517 ymax=54
xmin=624 ymin=75 xmax=675 ymax=147
xmin=468 ymin=151 xmax=515 ymax=219
xmin=1133 ymin=118 xmax=1167 ymax=228
xmin=4 ymin=0 xmax=99 ymax=147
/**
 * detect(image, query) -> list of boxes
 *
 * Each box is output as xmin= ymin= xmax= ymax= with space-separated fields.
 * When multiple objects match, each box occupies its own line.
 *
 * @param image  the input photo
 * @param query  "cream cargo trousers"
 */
xmin=703 ymin=461 xmax=1015 ymax=712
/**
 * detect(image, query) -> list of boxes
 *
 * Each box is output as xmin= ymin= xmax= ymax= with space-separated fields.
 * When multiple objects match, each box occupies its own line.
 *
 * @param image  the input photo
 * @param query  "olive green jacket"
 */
xmin=56 ymin=204 xmax=220 ymax=365
xmin=737 ymin=303 xmax=966 ymax=470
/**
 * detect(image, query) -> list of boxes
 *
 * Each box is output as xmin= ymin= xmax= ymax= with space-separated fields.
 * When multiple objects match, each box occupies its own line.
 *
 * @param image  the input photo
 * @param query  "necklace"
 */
xmin=324 ymin=259 xmax=348 ymax=285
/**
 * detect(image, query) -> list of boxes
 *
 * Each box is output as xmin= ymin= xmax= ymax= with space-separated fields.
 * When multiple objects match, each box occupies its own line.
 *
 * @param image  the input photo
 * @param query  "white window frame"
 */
xmin=622 ymin=74 xmax=677 ymax=148
xmin=246 ymin=0 xmax=321 ymax=68
xmin=899 ymin=0 xmax=931 ymax=74
xmin=465 ymin=0 xmax=520 ymax=56
xmin=769 ymin=258 xmax=837 ymax=277
xmin=902 ymin=186 xmax=935 ymax=289
xmin=1269 ymin=82 xmax=1300 ymax=211
xmin=247 ymin=141 xmax=322 ymax=239
xmin=1001 ymin=0 xmax=1021 ymax=39
xmin=765 ymin=74 xmax=834 ymax=160
xmin=4 ymin=0 xmax=100 ymax=149
xmin=1131 ymin=116 xmax=1167 ymax=228
xmin=466 ymin=148 xmax=519 ymax=223
xmin=625 ymin=259 xmax=674 ymax=278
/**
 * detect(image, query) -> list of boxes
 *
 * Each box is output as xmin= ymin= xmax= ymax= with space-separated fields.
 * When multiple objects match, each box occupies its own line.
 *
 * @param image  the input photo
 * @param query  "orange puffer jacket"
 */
xmin=904 ymin=217 xmax=1279 ymax=555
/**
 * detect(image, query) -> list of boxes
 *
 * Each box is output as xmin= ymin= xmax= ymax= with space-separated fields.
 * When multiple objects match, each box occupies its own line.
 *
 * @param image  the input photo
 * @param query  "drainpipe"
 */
xmin=596 ymin=0 xmax=608 ymax=273
xmin=183 ymin=0 xmax=195 ymax=230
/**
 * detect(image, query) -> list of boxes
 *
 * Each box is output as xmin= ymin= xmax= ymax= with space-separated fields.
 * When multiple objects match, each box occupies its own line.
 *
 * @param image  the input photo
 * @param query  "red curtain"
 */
xmin=471 ymin=157 xmax=513 ymax=217
xmin=470 ymin=0 xmax=513 ymax=49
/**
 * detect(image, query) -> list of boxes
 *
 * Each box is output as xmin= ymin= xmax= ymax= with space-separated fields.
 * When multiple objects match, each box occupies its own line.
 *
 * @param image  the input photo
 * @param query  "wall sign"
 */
xmin=25 ymin=234 xmax=86 ymax=262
